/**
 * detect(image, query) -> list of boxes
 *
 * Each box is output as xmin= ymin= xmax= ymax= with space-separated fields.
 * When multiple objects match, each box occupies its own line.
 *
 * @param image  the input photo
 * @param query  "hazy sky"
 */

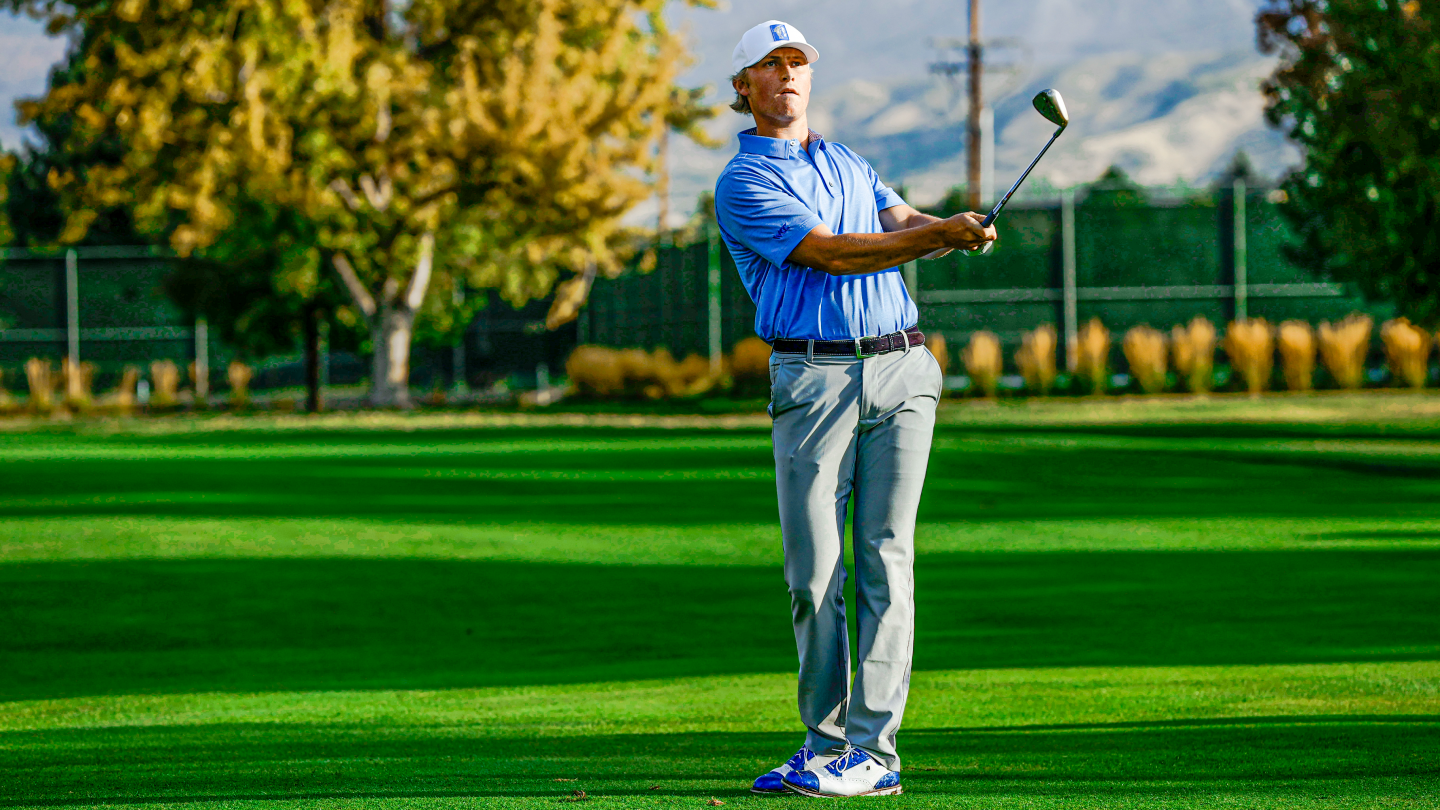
xmin=1 ymin=0 xmax=1268 ymax=151
xmin=668 ymin=0 xmax=1264 ymax=103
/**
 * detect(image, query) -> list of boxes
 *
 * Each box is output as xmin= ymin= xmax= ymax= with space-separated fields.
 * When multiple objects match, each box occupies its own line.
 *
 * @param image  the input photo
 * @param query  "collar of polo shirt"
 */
xmin=738 ymin=128 xmax=826 ymax=157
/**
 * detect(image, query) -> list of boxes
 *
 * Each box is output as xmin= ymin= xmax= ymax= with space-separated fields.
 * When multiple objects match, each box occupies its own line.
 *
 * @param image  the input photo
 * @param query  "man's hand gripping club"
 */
xmin=788 ymin=209 xmax=996 ymax=277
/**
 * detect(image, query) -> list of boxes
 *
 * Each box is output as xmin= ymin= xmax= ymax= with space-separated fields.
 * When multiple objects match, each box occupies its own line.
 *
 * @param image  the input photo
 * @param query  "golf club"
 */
xmin=973 ymin=89 xmax=1069 ymax=254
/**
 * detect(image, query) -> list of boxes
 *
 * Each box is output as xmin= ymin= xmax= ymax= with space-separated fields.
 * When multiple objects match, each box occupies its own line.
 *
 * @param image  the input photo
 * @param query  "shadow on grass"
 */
xmin=2 ymin=718 xmax=1436 ymax=805
xmin=3 ymin=550 xmax=1437 ymax=701
xmin=4 ymin=426 xmax=1440 ymax=525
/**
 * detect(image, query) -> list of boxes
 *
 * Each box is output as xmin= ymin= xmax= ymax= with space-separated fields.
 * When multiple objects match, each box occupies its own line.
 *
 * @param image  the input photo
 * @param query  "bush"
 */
xmin=963 ymin=331 xmax=1002 ymax=398
xmin=1016 ymin=325 xmax=1057 ymax=396
xmin=1171 ymin=316 xmax=1216 ymax=394
xmin=1123 ymin=325 xmax=1168 ymax=394
xmin=1277 ymin=320 xmax=1317 ymax=392
xmin=1225 ymin=319 xmax=1275 ymax=396
xmin=1318 ymin=314 xmax=1372 ymax=390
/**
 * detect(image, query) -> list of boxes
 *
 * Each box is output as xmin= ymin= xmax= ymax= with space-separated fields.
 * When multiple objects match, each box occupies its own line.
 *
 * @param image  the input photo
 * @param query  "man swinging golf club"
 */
xmin=715 ymin=20 xmax=996 ymax=799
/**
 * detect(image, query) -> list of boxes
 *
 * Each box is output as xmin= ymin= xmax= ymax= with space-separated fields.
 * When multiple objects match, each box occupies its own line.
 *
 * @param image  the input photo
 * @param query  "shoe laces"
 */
xmin=825 ymin=745 xmax=871 ymax=776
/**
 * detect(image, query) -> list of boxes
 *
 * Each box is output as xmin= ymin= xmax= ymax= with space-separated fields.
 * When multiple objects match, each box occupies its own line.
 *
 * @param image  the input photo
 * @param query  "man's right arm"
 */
xmin=787 ymin=213 xmax=995 ymax=277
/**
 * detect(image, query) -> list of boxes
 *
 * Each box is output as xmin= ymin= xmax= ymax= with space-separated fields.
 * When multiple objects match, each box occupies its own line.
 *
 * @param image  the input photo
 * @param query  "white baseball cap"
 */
xmin=731 ymin=20 xmax=819 ymax=73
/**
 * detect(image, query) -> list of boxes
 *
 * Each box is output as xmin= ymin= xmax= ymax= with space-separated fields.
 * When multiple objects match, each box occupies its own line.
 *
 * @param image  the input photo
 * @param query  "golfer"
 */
xmin=714 ymin=20 xmax=996 ymax=799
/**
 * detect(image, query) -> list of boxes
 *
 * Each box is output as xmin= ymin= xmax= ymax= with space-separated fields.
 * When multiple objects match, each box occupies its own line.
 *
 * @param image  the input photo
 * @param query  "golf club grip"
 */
xmin=980 ymin=129 xmax=1063 ymax=229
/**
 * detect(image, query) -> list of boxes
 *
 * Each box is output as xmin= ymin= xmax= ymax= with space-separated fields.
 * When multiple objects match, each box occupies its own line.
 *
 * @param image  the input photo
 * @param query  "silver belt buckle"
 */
xmin=855 ymin=335 xmax=879 ymax=358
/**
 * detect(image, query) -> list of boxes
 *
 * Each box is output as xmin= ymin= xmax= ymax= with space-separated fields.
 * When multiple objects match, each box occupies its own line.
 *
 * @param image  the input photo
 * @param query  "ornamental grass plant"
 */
xmin=1277 ymin=320 xmax=1317 ymax=391
xmin=1076 ymin=318 xmax=1110 ymax=395
xmin=963 ymin=331 xmax=1002 ymax=398
xmin=1318 ymin=314 xmax=1373 ymax=390
xmin=227 ymin=360 xmax=253 ymax=408
xmin=926 ymin=333 xmax=950 ymax=377
xmin=150 ymin=360 xmax=181 ymax=408
xmin=1380 ymin=317 xmax=1431 ymax=389
xmin=25 ymin=358 xmax=54 ymax=414
xmin=1015 ymin=325 xmax=1057 ymax=395
xmin=1171 ymin=316 xmax=1217 ymax=394
xmin=1225 ymin=319 xmax=1275 ymax=396
xmin=113 ymin=366 xmax=140 ymax=415
xmin=566 ymin=345 xmax=626 ymax=397
xmin=61 ymin=358 xmax=95 ymax=409
xmin=1122 ymin=325 xmax=1168 ymax=394
xmin=0 ymin=369 xmax=15 ymax=414
xmin=566 ymin=345 xmax=720 ymax=400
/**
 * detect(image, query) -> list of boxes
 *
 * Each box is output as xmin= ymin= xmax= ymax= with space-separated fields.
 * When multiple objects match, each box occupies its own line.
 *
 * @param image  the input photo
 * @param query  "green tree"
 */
xmin=1259 ymin=0 xmax=1440 ymax=323
xmin=12 ymin=0 xmax=714 ymax=407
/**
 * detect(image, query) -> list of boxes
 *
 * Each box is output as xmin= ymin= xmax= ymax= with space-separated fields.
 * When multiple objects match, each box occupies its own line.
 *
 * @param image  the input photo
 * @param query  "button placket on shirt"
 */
xmin=801 ymin=140 xmax=836 ymax=199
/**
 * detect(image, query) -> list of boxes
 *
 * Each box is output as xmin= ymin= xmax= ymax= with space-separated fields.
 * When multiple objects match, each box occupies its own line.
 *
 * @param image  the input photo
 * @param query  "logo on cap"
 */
xmin=769 ymin=23 xmax=789 ymax=41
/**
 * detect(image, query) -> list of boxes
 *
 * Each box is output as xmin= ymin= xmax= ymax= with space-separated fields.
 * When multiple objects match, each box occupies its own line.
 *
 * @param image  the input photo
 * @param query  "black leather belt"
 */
xmin=772 ymin=327 xmax=925 ymax=358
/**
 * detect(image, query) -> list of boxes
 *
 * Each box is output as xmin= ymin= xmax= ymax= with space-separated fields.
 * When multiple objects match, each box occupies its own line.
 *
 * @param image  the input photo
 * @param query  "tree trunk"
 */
xmin=330 ymin=233 xmax=434 ymax=411
xmin=303 ymin=307 xmax=323 ymax=413
xmin=369 ymin=302 xmax=416 ymax=409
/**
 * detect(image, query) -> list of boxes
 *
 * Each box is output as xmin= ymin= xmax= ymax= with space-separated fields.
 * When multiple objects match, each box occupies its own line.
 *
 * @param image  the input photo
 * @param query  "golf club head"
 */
xmin=1033 ymin=89 xmax=1069 ymax=130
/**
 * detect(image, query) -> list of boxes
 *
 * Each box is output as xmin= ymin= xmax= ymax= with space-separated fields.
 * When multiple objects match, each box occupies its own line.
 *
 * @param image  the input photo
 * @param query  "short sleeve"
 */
xmin=868 ymin=162 xmax=905 ymax=212
xmin=715 ymin=167 xmax=824 ymax=267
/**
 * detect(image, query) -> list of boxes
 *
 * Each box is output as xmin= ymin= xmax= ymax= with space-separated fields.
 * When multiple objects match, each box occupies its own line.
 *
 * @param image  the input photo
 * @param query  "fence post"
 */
xmin=452 ymin=284 xmax=468 ymax=393
xmin=707 ymin=223 xmax=723 ymax=373
xmin=194 ymin=317 xmax=209 ymax=401
xmin=1061 ymin=189 xmax=1078 ymax=372
xmin=65 ymin=248 xmax=80 ymax=366
xmin=1233 ymin=177 xmax=1248 ymax=322
xmin=319 ymin=320 xmax=330 ymax=389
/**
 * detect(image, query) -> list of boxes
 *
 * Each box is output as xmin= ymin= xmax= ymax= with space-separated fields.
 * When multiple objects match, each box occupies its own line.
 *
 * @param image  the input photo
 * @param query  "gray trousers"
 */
xmin=768 ymin=344 xmax=942 ymax=771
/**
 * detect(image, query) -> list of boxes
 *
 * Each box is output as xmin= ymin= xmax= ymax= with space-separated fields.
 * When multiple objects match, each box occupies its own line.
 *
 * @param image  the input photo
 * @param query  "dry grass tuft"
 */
xmin=113 ymin=366 xmax=140 ymax=414
xmin=1122 ymin=325 xmax=1168 ymax=394
xmin=1277 ymin=320 xmax=1317 ymax=391
xmin=227 ymin=360 xmax=253 ymax=407
xmin=566 ymin=345 xmax=626 ymax=397
xmin=25 ymin=358 xmax=54 ymax=414
xmin=1076 ymin=318 xmax=1110 ymax=395
xmin=730 ymin=336 xmax=772 ymax=397
xmin=0 ymin=369 xmax=15 ymax=413
xmin=150 ymin=360 xmax=181 ymax=408
xmin=1318 ymin=314 xmax=1372 ymax=390
xmin=926 ymin=333 xmax=950 ymax=377
xmin=1015 ymin=325 xmax=1057 ymax=395
xmin=963 ymin=331 xmax=1002 ymax=397
xmin=61 ymin=358 xmax=96 ymax=409
xmin=1225 ymin=319 xmax=1275 ymax=396
xmin=1381 ymin=317 xmax=1432 ymax=389
xmin=730 ymin=337 xmax=772 ymax=379
xmin=567 ymin=345 xmax=720 ymax=400
xmin=1171 ymin=316 xmax=1217 ymax=394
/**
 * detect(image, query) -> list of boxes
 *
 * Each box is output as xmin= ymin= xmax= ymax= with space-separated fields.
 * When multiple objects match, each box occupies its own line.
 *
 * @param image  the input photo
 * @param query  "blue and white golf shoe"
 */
xmin=751 ymin=746 xmax=835 ymax=795
xmin=783 ymin=747 xmax=902 ymax=797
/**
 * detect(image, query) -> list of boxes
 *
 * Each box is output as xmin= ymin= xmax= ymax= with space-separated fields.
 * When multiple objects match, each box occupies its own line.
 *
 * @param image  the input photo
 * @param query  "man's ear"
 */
xmin=732 ymin=73 xmax=750 ymax=98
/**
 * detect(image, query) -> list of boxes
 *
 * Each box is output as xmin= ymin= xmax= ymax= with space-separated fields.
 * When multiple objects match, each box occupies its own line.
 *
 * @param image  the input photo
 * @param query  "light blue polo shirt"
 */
xmin=715 ymin=128 xmax=918 ymax=342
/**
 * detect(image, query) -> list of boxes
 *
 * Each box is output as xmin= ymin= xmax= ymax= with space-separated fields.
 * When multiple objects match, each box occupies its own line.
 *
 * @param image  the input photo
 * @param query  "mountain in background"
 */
xmin=661 ymin=0 xmax=1299 ymax=221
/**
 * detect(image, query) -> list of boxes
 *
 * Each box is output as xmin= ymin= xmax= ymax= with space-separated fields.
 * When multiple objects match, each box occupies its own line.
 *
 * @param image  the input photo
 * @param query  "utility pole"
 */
xmin=967 ymin=0 xmax=983 ymax=212
xmin=930 ymin=2 xmax=1025 ymax=212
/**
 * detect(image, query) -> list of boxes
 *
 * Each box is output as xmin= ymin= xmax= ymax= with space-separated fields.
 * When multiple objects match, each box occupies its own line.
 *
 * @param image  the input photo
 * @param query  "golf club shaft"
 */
xmin=980 ymin=128 xmax=1063 ymax=228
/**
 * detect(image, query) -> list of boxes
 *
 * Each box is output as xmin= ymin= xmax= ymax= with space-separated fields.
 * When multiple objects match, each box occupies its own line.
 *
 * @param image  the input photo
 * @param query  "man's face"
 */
xmin=735 ymin=47 xmax=811 ymax=125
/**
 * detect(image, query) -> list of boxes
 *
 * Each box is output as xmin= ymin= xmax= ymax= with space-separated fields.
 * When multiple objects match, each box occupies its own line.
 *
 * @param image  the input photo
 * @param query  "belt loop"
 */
xmin=903 ymin=330 xmax=911 ymax=354
xmin=806 ymin=339 xmax=814 ymax=362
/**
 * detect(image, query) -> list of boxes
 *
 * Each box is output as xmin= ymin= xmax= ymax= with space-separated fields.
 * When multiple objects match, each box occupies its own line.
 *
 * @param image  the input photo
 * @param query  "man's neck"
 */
xmin=753 ymin=114 xmax=812 ymax=145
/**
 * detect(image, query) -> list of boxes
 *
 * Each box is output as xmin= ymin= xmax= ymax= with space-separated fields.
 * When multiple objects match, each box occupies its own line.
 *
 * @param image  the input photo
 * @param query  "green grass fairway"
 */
xmin=2 ymin=403 xmax=1438 ymax=808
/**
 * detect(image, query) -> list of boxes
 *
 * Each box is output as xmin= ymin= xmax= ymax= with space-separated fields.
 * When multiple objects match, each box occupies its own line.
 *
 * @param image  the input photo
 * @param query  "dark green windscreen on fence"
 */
xmin=582 ymin=196 xmax=1390 ymax=373
xmin=0 ymin=195 xmax=1402 ymax=382
xmin=0 ymin=253 xmax=196 ymax=374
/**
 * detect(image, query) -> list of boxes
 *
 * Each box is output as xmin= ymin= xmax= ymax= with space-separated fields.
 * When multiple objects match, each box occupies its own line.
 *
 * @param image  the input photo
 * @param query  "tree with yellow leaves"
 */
xmin=12 ymin=0 xmax=714 ymax=407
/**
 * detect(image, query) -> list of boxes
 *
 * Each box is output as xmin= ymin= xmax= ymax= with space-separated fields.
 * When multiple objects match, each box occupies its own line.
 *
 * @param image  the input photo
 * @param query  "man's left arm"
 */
xmin=879 ymin=205 xmax=954 ymax=258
